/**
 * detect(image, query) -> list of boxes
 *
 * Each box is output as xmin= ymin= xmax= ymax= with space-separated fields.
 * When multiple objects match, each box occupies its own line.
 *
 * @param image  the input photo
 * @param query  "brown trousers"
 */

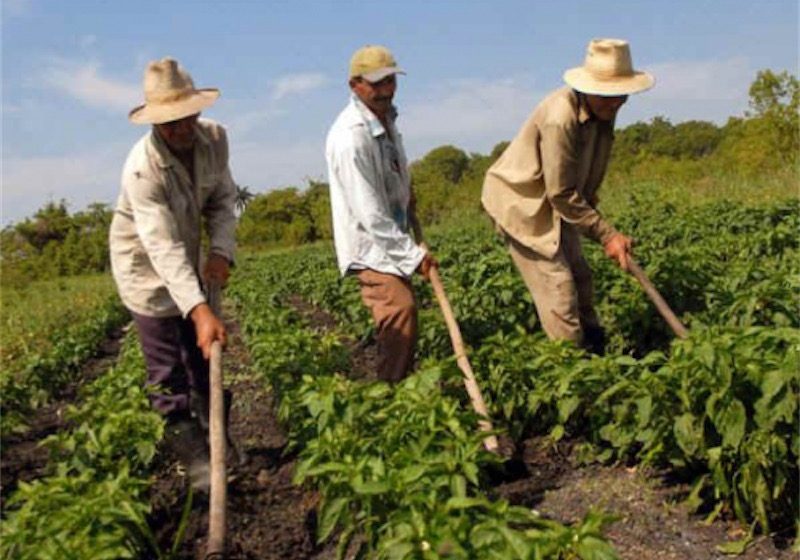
xmin=506 ymin=223 xmax=601 ymax=345
xmin=355 ymin=269 xmax=418 ymax=383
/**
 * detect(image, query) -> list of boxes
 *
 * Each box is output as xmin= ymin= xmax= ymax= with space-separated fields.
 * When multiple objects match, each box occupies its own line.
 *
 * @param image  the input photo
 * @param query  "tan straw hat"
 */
xmin=563 ymin=38 xmax=654 ymax=96
xmin=349 ymin=45 xmax=405 ymax=83
xmin=128 ymin=57 xmax=220 ymax=124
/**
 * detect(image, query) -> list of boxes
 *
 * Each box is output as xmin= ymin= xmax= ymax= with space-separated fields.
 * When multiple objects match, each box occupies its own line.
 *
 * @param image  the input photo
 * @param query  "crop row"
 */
xmin=1 ymin=280 xmax=129 ymax=437
xmin=1 ymin=333 xmax=165 ymax=559
xmin=229 ymin=263 xmax=619 ymax=559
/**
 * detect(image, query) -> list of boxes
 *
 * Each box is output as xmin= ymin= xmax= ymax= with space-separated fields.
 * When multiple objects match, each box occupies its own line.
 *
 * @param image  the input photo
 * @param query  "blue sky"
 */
xmin=2 ymin=0 xmax=797 ymax=225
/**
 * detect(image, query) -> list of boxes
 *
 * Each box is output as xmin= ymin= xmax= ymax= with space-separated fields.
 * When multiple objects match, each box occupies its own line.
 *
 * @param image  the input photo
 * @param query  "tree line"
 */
xmin=2 ymin=69 xmax=796 ymax=286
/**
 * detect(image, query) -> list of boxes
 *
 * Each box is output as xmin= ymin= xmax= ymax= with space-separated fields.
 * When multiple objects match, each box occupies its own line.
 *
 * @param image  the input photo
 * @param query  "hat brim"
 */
xmin=129 ymin=89 xmax=220 ymax=125
xmin=361 ymin=67 xmax=405 ymax=83
xmin=563 ymin=68 xmax=655 ymax=96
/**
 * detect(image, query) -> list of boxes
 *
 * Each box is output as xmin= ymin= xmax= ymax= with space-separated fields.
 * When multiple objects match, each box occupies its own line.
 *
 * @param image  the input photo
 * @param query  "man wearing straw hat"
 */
xmin=109 ymin=57 xmax=237 ymax=488
xmin=481 ymin=39 xmax=654 ymax=354
xmin=326 ymin=45 xmax=437 ymax=382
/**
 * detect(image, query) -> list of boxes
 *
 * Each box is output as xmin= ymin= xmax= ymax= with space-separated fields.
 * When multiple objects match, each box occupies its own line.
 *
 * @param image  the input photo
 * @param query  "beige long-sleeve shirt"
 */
xmin=481 ymin=86 xmax=618 ymax=259
xmin=109 ymin=118 xmax=237 ymax=318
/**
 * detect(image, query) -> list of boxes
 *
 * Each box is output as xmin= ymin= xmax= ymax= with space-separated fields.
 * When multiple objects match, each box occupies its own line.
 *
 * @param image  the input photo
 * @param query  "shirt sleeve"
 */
xmin=540 ymin=122 xmax=618 ymax=244
xmin=203 ymin=127 xmax=237 ymax=264
xmin=125 ymin=171 xmax=206 ymax=317
xmin=333 ymin=138 xmax=425 ymax=277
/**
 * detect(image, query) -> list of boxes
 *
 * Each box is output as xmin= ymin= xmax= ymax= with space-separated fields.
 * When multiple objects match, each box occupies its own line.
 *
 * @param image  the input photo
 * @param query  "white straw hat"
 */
xmin=129 ymin=57 xmax=220 ymax=124
xmin=563 ymin=38 xmax=654 ymax=96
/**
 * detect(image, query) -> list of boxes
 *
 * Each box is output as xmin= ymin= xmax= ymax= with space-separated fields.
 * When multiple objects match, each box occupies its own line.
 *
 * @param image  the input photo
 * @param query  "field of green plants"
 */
xmin=1 ymin=185 xmax=796 ymax=558
xmin=0 ymin=275 xmax=129 ymax=436
xmin=229 ymin=188 xmax=798 ymax=557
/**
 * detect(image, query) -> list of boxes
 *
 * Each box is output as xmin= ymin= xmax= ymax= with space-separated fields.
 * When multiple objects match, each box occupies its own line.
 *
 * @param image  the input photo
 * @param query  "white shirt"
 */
xmin=325 ymin=96 xmax=425 ymax=277
xmin=109 ymin=118 xmax=237 ymax=318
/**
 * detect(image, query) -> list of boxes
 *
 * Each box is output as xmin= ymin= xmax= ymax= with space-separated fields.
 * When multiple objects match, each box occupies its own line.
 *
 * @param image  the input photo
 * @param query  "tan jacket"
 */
xmin=481 ymin=86 xmax=618 ymax=259
xmin=109 ymin=118 xmax=237 ymax=318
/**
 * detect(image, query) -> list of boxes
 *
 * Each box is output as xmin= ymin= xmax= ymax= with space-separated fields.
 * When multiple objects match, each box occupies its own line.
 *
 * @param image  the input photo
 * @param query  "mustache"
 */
xmin=375 ymin=95 xmax=393 ymax=102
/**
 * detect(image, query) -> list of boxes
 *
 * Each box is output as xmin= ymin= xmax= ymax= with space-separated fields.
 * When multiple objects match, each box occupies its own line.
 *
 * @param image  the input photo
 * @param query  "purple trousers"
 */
xmin=131 ymin=310 xmax=209 ymax=418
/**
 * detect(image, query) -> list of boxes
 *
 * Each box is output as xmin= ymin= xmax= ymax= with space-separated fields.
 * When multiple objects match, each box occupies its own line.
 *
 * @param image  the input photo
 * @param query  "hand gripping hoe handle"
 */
xmin=206 ymin=283 xmax=226 ymax=559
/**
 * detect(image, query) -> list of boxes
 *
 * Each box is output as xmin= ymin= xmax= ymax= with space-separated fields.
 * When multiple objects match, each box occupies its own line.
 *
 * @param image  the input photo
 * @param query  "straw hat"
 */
xmin=563 ymin=39 xmax=654 ymax=96
xmin=128 ymin=57 xmax=220 ymax=124
xmin=349 ymin=45 xmax=405 ymax=83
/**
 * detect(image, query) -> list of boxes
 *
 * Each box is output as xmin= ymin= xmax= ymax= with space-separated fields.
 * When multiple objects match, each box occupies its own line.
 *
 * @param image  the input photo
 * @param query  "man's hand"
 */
xmin=604 ymin=233 xmax=634 ymax=271
xmin=190 ymin=303 xmax=226 ymax=359
xmin=203 ymin=253 xmax=230 ymax=287
xmin=416 ymin=253 xmax=438 ymax=281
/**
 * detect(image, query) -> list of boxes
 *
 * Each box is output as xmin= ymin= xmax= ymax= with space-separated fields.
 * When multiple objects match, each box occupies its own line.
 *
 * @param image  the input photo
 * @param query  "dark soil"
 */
xmin=494 ymin=438 xmax=794 ymax=560
xmin=147 ymin=307 xmax=323 ymax=559
xmin=146 ymin=295 xmax=382 ymax=559
xmin=0 ymin=323 xmax=129 ymax=511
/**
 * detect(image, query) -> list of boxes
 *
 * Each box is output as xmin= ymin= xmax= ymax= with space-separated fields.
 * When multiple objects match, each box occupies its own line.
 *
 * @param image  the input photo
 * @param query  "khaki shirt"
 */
xmin=481 ymin=86 xmax=618 ymax=259
xmin=109 ymin=118 xmax=237 ymax=318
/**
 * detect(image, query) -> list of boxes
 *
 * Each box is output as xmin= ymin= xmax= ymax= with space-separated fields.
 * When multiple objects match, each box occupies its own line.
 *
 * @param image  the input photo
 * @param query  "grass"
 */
xmin=0 ymin=273 xmax=118 ymax=365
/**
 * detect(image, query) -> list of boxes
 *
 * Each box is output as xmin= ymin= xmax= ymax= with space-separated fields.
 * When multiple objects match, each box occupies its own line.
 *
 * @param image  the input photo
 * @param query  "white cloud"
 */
xmin=620 ymin=57 xmax=753 ymax=125
xmin=38 ymin=58 xmax=139 ymax=112
xmin=644 ymin=57 xmax=751 ymax=102
xmin=229 ymin=138 xmax=326 ymax=192
xmin=2 ymin=143 xmax=129 ymax=225
xmin=271 ymin=72 xmax=328 ymax=101
xmin=401 ymin=77 xmax=544 ymax=156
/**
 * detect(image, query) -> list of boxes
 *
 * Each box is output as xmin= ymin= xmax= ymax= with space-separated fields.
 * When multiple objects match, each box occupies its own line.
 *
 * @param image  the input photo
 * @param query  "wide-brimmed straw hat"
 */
xmin=563 ymin=38 xmax=654 ymax=96
xmin=349 ymin=45 xmax=405 ymax=83
xmin=128 ymin=57 xmax=220 ymax=125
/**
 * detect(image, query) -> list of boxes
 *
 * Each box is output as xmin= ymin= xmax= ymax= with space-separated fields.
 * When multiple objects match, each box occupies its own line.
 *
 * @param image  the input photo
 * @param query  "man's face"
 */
xmin=585 ymin=94 xmax=628 ymax=122
xmin=350 ymin=74 xmax=397 ymax=118
xmin=155 ymin=113 xmax=200 ymax=153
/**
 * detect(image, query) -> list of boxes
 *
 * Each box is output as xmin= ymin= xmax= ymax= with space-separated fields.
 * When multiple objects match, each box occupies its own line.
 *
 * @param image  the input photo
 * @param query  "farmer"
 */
xmin=481 ymin=38 xmax=654 ymax=355
xmin=325 ymin=45 xmax=437 ymax=382
xmin=109 ymin=57 xmax=237 ymax=489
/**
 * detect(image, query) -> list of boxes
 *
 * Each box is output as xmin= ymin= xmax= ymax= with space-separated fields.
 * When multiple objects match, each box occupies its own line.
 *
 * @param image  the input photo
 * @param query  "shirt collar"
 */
xmin=575 ymin=91 xmax=593 ymax=124
xmin=150 ymin=121 xmax=210 ymax=169
xmin=350 ymin=95 xmax=398 ymax=138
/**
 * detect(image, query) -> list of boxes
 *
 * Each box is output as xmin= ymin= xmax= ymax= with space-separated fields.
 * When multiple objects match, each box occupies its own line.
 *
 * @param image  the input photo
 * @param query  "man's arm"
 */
xmin=203 ymin=126 xmax=237 ymax=281
xmin=126 ymin=172 xmax=225 ymax=356
xmin=540 ymin=123 xmax=632 ymax=269
xmin=127 ymin=172 xmax=207 ymax=316
xmin=540 ymin=122 xmax=618 ymax=243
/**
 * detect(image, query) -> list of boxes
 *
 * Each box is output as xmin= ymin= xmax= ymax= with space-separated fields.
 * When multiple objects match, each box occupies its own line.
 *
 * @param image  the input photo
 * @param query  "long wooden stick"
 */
xmin=206 ymin=285 xmax=226 ymax=559
xmin=627 ymin=258 xmax=689 ymax=339
xmin=427 ymin=268 xmax=499 ymax=453
xmin=409 ymin=214 xmax=499 ymax=453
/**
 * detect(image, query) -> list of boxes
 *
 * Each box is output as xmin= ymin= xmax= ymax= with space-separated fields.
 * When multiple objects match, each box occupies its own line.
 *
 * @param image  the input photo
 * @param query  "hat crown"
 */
xmin=143 ymin=58 xmax=196 ymax=104
xmin=583 ymin=39 xmax=635 ymax=80
xmin=349 ymin=45 xmax=398 ymax=78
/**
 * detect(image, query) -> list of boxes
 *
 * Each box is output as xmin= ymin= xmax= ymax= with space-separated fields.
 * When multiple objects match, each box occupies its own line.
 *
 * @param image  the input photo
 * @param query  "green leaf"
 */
xmin=674 ymin=413 xmax=702 ymax=457
xmin=318 ymin=497 xmax=348 ymax=542
xmin=716 ymin=398 xmax=746 ymax=449
xmin=715 ymin=534 xmax=753 ymax=555
xmin=445 ymin=497 xmax=488 ymax=511
xmin=350 ymin=479 xmax=389 ymax=495
xmin=575 ymin=535 xmax=620 ymax=560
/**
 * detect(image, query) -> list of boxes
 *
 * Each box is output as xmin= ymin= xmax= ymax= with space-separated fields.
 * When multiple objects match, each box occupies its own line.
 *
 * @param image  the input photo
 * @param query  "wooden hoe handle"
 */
xmin=627 ymin=258 xmax=689 ymax=339
xmin=427 ymin=267 xmax=500 ymax=453
xmin=206 ymin=284 xmax=227 ymax=558
xmin=409 ymin=214 xmax=498 ymax=453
